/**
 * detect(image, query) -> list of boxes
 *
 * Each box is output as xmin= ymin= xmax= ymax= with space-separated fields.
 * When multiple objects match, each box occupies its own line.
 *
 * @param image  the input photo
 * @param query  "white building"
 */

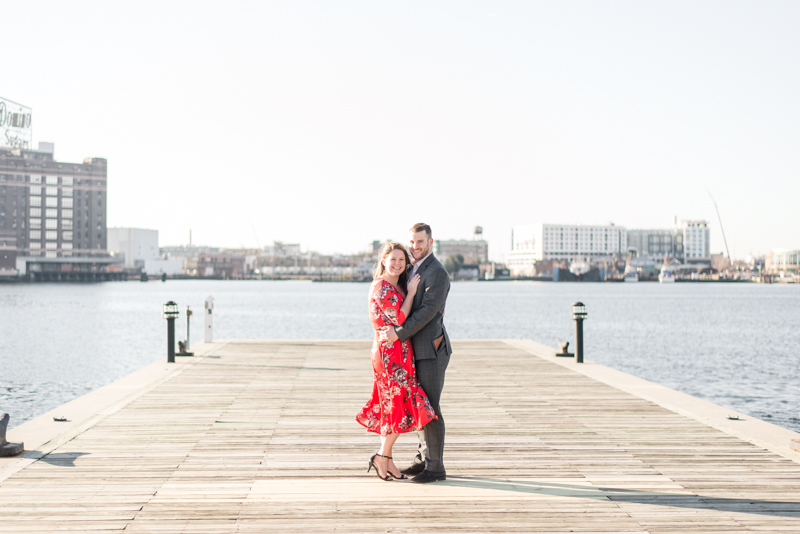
xmin=143 ymin=258 xmax=184 ymax=276
xmin=766 ymin=249 xmax=800 ymax=274
xmin=434 ymin=239 xmax=488 ymax=265
xmin=682 ymin=220 xmax=710 ymax=263
xmin=107 ymin=227 xmax=159 ymax=269
xmin=507 ymin=223 xmax=627 ymax=276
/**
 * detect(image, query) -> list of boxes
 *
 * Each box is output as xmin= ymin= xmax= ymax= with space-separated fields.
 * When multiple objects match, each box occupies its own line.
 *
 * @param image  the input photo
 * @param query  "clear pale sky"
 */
xmin=5 ymin=1 xmax=798 ymax=260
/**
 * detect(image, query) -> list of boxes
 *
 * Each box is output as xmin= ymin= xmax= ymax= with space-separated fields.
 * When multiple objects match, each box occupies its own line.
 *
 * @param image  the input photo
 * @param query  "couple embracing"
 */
xmin=356 ymin=223 xmax=452 ymax=483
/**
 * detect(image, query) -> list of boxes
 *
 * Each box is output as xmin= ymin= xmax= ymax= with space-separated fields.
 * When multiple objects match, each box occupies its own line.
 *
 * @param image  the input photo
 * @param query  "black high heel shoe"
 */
xmin=379 ymin=454 xmax=408 ymax=480
xmin=367 ymin=454 xmax=392 ymax=481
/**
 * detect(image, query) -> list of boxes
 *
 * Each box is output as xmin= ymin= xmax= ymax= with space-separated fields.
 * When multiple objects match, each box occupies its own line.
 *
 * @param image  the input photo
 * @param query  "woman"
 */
xmin=356 ymin=242 xmax=437 ymax=481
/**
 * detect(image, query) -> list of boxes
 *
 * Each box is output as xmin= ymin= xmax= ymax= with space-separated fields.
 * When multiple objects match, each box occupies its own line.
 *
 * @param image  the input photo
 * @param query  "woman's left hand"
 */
xmin=407 ymin=274 xmax=421 ymax=295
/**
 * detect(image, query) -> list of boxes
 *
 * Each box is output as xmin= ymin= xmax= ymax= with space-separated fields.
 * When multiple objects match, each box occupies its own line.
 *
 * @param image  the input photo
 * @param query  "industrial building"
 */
xmin=0 ymin=143 xmax=118 ymax=280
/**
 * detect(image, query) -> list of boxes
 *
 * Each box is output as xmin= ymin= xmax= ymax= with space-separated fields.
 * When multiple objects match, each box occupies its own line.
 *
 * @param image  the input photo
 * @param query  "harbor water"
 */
xmin=1 ymin=280 xmax=798 ymax=432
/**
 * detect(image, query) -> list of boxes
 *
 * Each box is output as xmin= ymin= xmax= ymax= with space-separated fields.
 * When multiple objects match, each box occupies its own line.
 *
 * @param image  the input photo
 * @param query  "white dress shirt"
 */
xmin=409 ymin=251 xmax=432 ymax=280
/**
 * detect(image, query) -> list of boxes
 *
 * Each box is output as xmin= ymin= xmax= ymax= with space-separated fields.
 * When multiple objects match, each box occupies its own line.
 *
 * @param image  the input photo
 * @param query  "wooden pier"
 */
xmin=2 ymin=339 xmax=800 ymax=533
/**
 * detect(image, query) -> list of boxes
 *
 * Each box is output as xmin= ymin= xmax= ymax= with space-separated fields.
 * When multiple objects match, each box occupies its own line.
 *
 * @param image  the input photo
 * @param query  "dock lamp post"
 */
xmin=572 ymin=302 xmax=587 ymax=364
xmin=163 ymin=301 xmax=180 ymax=363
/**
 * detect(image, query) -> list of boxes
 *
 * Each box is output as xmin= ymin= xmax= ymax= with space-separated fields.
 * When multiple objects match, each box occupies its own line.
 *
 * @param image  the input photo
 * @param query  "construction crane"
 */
xmin=706 ymin=188 xmax=731 ymax=262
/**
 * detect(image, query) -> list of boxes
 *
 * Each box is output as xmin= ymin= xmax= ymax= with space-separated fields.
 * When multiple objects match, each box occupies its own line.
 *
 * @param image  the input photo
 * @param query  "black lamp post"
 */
xmin=163 ymin=301 xmax=180 ymax=363
xmin=572 ymin=302 xmax=587 ymax=363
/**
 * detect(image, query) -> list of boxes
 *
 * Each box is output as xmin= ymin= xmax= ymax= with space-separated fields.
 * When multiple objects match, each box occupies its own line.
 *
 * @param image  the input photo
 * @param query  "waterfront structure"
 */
xmin=627 ymin=228 xmax=684 ymax=261
xmin=682 ymin=219 xmax=711 ymax=263
xmin=0 ymin=143 xmax=116 ymax=278
xmin=0 ymin=229 xmax=16 ymax=276
xmin=626 ymin=219 xmax=711 ymax=265
xmin=197 ymin=251 xmax=258 ymax=279
xmin=142 ymin=258 xmax=183 ymax=276
xmin=160 ymin=244 xmax=222 ymax=277
xmin=434 ymin=239 xmax=488 ymax=265
xmin=108 ymin=227 xmax=159 ymax=269
xmin=765 ymin=249 xmax=800 ymax=275
xmin=263 ymin=241 xmax=301 ymax=258
xmin=507 ymin=223 xmax=627 ymax=276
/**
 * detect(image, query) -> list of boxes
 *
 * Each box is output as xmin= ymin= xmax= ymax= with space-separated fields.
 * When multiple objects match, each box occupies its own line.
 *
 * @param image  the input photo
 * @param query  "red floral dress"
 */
xmin=356 ymin=279 xmax=437 ymax=435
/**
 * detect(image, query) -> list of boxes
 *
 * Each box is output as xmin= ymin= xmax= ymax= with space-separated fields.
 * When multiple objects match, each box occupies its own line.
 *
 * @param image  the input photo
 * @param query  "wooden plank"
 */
xmin=1 ymin=340 xmax=799 ymax=533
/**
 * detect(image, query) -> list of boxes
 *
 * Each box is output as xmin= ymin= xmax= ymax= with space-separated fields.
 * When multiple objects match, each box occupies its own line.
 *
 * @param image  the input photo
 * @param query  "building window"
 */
xmin=30 ymin=218 xmax=41 ymax=229
xmin=30 ymin=175 xmax=42 ymax=184
xmin=63 ymin=243 xmax=73 ymax=250
xmin=45 ymin=241 xmax=57 ymax=249
xmin=62 ymin=209 xmax=73 ymax=218
xmin=30 ymin=185 xmax=41 ymax=195
xmin=30 ymin=230 xmax=41 ymax=239
xmin=46 ymin=176 xmax=58 ymax=185
xmin=30 ymin=208 xmax=41 ymax=217
xmin=62 ymin=188 xmax=73 ymax=197
xmin=63 ymin=231 xmax=73 ymax=241
xmin=62 ymin=219 xmax=72 ymax=230
xmin=30 ymin=196 xmax=41 ymax=207
xmin=30 ymin=242 xmax=41 ymax=249
xmin=46 ymin=187 xmax=58 ymax=196
xmin=46 ymin=208 xmax=57 ymax=218
xmin=46 ymin=197 xmax=58 ymax=208
xmin=63 ymin=177 xmax=73 ymax=186
xmin=62 ymin=198 xmax=73 ymax=208
xmin=46 ymin=219 xmax=58 ymax=229
xmin=46 ymin=251 xmax=57 ymax=258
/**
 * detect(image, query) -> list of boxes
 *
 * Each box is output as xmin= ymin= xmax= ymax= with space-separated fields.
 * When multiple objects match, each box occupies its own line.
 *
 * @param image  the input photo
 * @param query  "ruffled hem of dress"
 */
xmin=355 ymin=413 xmax=437 ymax=435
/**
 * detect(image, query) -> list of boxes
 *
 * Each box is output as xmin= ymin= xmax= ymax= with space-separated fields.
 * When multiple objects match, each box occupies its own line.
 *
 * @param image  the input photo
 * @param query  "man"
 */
xmin=382 ymin=222 xmax=452 ymax=483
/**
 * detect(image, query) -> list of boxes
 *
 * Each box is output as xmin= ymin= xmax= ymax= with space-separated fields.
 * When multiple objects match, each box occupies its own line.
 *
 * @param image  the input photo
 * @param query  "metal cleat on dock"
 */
xmin=556 ymin=339 xmax=573 ymax=357
xmin=0 ymin=413 xmax=24 ymax=457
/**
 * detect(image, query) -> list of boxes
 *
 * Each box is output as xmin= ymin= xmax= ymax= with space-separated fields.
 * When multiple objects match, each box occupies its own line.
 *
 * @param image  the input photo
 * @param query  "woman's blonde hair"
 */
xmin=373 ymin=241 xmax=410 ymax=288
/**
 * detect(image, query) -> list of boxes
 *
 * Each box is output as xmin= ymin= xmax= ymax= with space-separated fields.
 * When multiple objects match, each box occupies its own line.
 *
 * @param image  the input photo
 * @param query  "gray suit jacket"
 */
xmin=396 ymin=254 xmax=452 ymax=361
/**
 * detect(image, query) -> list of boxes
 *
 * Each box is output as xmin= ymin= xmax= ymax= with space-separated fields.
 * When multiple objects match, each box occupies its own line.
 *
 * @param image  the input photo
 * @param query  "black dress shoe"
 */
xmin=400 ymin=462 xmax=425 ymax=476
xmin=411 ymin=471 xmax=446 ymax=484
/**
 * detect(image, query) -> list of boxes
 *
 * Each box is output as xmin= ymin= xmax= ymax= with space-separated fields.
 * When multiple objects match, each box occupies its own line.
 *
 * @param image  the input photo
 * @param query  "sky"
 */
xmin=4 ymin=1 xmax=799 ymax=260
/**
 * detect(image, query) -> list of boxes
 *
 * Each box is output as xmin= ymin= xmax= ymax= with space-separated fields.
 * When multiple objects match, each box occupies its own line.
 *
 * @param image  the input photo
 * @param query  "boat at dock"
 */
xmin=659 ymin=253 xmax=675 ymax=283
xmin=624 ymin=254 xmax=638 ymax=282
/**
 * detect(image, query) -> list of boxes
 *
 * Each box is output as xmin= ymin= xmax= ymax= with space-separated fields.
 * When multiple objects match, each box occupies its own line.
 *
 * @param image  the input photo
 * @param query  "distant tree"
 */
xmin=444 ymin=254 xmax=464 ymax=280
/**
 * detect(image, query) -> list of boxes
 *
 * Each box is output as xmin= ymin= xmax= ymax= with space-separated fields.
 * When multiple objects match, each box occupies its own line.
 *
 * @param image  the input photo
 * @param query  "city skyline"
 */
xmin=4 ymin=2 xmax=799 ymax=260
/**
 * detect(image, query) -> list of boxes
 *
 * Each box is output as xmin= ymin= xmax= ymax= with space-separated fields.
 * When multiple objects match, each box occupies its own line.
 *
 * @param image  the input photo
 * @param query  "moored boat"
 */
xmin=659 ymin=253 xmax=675 ymax=283
xmin=624 ymin=255 xmax=638 ymax=282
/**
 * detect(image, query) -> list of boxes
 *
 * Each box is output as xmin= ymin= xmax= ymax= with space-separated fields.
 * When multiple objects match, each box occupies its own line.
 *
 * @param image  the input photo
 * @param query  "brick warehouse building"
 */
xmin=0 ymin=143 xmax=122 ymax=281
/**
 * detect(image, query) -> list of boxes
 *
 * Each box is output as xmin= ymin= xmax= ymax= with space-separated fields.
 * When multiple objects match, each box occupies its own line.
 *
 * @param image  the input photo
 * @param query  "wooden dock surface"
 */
xmin=2 ymin=340 xmax=800 ymax=533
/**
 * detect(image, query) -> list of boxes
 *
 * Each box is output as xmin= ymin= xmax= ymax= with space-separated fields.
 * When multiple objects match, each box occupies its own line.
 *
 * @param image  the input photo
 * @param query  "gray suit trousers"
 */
xmin=413 ymin=343 xmax=450 ymax=475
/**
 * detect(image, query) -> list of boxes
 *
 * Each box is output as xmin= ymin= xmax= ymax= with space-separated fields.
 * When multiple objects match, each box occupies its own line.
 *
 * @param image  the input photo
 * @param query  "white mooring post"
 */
xmin=204 ymin=296 xmax=214 ymax=343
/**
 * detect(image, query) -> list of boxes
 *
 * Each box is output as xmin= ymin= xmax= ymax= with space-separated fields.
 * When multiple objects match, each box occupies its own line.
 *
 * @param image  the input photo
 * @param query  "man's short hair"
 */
xmin=409 ymin=222 xmax=432 ymax=239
